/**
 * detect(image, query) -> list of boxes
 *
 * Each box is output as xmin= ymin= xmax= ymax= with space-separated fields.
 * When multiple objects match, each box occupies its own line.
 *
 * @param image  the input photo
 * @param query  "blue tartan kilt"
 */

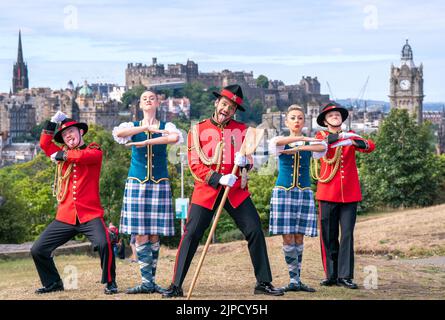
xmin=120 ymin=179 xmax=175 ymax=236
xmin=269 ymin=187 xmax=318 ymax=237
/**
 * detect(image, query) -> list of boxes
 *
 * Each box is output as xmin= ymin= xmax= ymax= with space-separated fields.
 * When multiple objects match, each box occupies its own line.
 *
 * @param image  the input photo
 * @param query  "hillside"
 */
xmin=0 ymin=205 xmax=444 ymax=300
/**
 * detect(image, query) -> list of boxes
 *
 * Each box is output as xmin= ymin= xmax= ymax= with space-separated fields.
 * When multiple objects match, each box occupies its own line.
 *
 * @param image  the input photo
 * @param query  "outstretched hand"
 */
xmin=144 ymin=125 xmax=169 ymax=135
xmin=125 ymin=140 xmax=151 ymax=148
xmin=280 ymin=147 xmax=299 ymax=155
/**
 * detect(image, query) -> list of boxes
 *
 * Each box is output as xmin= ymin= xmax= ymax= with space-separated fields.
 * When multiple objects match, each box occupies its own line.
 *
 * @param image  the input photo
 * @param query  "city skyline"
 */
xmin=0 ymin=0 xmax=443 ymax=101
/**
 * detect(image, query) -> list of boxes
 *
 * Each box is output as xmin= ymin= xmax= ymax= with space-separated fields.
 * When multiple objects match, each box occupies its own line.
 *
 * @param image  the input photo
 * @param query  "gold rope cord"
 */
xmin=191 ymin=124 xmax=223 ymax=171
xmin=310 ymin=146 xmax=342 ymax=183
xmin=53 ymin=147 xmax=74 ymax=203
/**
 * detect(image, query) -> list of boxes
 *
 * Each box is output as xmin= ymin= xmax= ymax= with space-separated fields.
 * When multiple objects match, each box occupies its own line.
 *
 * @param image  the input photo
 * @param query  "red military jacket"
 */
xmin=188 ymin=117 xmax=252 ymax=210
xmin=315 ymin=130 xmax=375 ymax=203
xmin=40 ymin=127 xmax=104 ymax=225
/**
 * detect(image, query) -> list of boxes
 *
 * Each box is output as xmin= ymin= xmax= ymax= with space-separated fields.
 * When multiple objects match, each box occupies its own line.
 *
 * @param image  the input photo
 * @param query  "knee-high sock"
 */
xmin=283 ymin=244 xmax=299 ymax=284
xmin=295 ymin=244 xmax=304 ymax=281
xmin=136 ymin=242 xmax=153 ymax=289
xmin=151 ymin=241 xmax=160 ymax=283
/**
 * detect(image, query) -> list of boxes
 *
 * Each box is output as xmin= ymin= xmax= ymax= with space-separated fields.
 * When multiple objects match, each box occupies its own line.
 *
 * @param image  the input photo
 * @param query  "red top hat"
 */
xmin=213 ymin=84 xmax=246 ymax=112
xmin=53 ymin=118 xmax=88 ymax=144
xmin=316 ymin=102 xmax=349 ymax=127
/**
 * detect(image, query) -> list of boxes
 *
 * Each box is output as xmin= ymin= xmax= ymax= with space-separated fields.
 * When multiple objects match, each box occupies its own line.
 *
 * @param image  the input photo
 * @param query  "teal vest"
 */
xmin=275 ymin=143 xmax=312 ymax=190
xmin=127 ymin=121 xmax=169 ymax=183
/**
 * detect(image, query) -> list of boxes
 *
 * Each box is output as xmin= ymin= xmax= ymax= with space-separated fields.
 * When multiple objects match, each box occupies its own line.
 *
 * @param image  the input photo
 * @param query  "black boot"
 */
xmin=337 ymin=278 xmax=358 ymax=289
xmin=35 ymin=279 xmax=64 ymax=294
xmin=104 ymin=281 xmax=118 ymax=295
xmin=320 ymin=278 xmax=337 ymax=286
xmin=162 ymin=283 xmax=184 ymax=298
xmin=254 ymin=282 xmax=284 ymax=296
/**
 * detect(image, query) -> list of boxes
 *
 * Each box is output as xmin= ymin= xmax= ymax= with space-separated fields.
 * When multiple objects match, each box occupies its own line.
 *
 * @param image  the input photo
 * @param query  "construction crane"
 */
xmin=354 ymin=76 xmax=370 ymax=111
xmin=326 ymin=81 xmax=335 ymax=101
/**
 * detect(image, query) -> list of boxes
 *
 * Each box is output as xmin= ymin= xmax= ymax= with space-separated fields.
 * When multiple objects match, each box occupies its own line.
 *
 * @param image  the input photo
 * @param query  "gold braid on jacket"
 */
xmin=310 ymin=146 xmax=342 ymax=183
xmin=53 ymin=146 xmax=73 ymax=203
xmin=190 ymin=124 xmax=223 ymax=172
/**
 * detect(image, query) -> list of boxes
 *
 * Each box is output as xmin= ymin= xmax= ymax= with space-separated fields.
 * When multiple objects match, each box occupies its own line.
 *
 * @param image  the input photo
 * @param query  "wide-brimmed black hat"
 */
xmin=54 ymin=118 xmax=88 ymax=144
xmin=213 ymin=84 xmax=246 ymax=112
xmin=316 ymin=102 xmax=349 ymax=127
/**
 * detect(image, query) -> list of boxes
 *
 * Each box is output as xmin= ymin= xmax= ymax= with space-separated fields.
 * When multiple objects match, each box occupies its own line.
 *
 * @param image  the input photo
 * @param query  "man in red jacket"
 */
xmin=31 ymin=111 xmax=117 ymax=295
xmin=314 ymin=103 xmax=375 ymax=289
xmin=162 ymin=85 xmax=283 ymax=298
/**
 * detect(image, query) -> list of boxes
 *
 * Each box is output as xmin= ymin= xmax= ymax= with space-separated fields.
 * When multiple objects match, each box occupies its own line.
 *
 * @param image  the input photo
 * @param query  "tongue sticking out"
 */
xmin=218 ymin=114 xmax=226 ymax=123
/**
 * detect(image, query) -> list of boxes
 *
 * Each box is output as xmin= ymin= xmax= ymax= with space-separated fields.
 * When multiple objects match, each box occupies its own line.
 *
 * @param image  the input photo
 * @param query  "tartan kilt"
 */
xmin=269 ymin=187 xmax=318 ymax=237
xmin=120 ymin=179 xmax=175 ymax=236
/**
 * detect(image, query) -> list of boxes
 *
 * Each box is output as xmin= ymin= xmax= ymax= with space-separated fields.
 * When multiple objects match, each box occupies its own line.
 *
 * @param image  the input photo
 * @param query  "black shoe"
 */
xmin=104 ymin=281 xmax=118 ymax=295
xmin=320 ymin=278 xmax=337 ymax=286
xmin=337 ymin=278 xmax=358 ymax=289
xmin=126 ymin=284 xmax=155 ymax=294
xmin=162 ymin=284 xmax=184 ymax=298
xmin=35 ymin=280 xmax=64 ymax=294
xmin=254 ymin=282 xmax=284 ymax=296
xmin=283 ymin=282 xmax=316 ymax=292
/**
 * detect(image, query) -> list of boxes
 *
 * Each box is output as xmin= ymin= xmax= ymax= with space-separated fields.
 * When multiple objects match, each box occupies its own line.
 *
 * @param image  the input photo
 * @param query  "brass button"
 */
xmin=73 ymin=164 xmax=77 ymax=167
xmin=73 ymin=186 xmax=76 ymax=189
xmin=73 ymin=191 xmax=76 ymax=194
xmin=73 ymin=170 xmax=77 ymax=173
xmin=74 ymin=175 xmax=77 ymax=178
xmin=73 ymin=197 xmax=77 ymax=201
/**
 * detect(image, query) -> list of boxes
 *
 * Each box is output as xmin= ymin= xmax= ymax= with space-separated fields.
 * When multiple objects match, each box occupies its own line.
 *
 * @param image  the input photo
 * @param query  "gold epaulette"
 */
xmin=88 ymin=142 xmax=101 ymax=150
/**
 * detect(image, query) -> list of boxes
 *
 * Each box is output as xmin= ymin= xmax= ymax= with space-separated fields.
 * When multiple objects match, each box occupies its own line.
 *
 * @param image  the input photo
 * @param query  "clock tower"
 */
xmin=389 ymin=40 xmax=424 ymax=123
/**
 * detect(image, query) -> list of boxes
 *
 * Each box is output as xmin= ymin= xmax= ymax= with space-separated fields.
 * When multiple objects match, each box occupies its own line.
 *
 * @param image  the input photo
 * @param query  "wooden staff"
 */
xmin=186 ymin=127 xmax=265 ymax=300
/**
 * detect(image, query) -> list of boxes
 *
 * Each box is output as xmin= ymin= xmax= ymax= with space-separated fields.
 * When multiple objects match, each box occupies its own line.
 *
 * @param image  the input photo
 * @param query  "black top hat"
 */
xmin=54 ymin=118 xmax=89 ymax=144
xmin=316 ymin=102 xmax=349 ymax=127
xmin=213 ymin=84 xmax=246 ymax=112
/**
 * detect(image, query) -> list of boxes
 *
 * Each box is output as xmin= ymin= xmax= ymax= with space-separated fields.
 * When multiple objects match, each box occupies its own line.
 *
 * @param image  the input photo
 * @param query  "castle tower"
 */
xmin=389 ymin=39 xmax=424 ymax=123
xmin=12 ymin=30 xmax=29 ymax=93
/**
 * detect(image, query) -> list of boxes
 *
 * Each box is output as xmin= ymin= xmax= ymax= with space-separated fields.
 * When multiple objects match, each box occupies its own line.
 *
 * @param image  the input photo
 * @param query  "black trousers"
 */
xmin=319 ymin=201 xmax=358 ymax=280
xmin=172 ymin=192 xmax=273 ymax=287
xmin=31 ymin=217 xmax=116 ymax=287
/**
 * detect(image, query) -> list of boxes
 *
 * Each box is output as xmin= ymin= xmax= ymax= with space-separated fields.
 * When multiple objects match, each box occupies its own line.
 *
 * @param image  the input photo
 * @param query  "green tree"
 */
xmin=121 ymin=85 xmax=146 ymax=109
xmin=359 ymin=108 xmax=441 ymax=210
xmin=184 ymin=82 xmax=219 ymax=120
xmin=0 ymin=176 xmax=28 ymax=243
xmin=238 ymin=99 xmax=264 ymax=125
xmin=256 ymin=75 xmax=269 ymax=89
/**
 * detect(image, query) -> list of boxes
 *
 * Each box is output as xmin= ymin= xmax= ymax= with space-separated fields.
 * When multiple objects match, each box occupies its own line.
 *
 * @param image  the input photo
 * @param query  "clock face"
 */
xmin=400 ymin=79 xmax=411 ymax=90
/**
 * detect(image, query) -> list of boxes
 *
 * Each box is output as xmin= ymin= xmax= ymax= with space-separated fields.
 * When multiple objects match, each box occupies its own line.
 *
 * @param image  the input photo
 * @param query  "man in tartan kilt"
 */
xmin=162 ymin=84 xmax=284 ymax=298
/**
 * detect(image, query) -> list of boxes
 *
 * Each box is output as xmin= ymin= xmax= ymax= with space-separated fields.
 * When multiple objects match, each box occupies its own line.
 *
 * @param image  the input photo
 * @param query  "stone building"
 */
xmin=126 ymin=57 xmax=330 ymax=111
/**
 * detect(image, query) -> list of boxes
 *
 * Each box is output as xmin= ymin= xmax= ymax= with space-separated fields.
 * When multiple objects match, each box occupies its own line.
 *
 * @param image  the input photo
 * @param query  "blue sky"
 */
xmin=0 ymin=0 xmax=443 ymax=101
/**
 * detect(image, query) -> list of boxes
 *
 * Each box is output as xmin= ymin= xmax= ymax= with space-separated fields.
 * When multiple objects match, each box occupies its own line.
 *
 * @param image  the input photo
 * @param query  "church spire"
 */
xmin=12 ymin=29 xmax=29 ymax=93
xmin=17 ymin=29 xmax=24 ymax=64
